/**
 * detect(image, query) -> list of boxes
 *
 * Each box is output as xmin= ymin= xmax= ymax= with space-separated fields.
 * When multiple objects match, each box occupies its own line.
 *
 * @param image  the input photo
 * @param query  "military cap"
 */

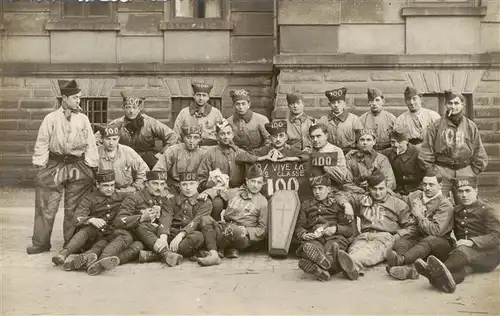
xmin=246 ymin=164 xmax=263 ymax=179
xmin=146 ymin=171 xmax=165 ymax=181
xmin=390 ymin=125 xmax=409 ymax=142
xmin=452 ymin=176 xmax=477 ymax=189
xmin=358 ymin=128 xmax=377 ymax=140
xmin=58 ymin=79 xmax=81 ymax=97
xmin=367 ymin=88 xmax=384 ymax=101
xmin=191 ymin=82 xmax=213 ymax=94
xmin=179 ymin=172 xmax=198 ymax=182
xmin=215 ymin=118 xmax=231 ymax=133
xmin=444 ymin=90 xmax=465 ymax=102
xmin=230 ymin=89 xmax=251 ymax=102
xmin=309 ymin=174 xmax=331 ymax=187
xmin=286 ymin=93 xmax=303 ymax=105
xmin=181 ymin=124 xmax=203 ymax=136
xmin=98 ymin=123 xmax=121 ymax=138
xmin=367 ymin=169 xmax=386 ymax=187
xmin=265 ymin=120 xmax=287 ymax=135
xmin=121 ymin=91 xmax=145 ymax=107
xmin=404 ymin=86 xmax=420 ymax=100
xmin=95 ymin=169 xmax=115 ymax=183
xmin=325 ymin=87 xmax=347 ymax=102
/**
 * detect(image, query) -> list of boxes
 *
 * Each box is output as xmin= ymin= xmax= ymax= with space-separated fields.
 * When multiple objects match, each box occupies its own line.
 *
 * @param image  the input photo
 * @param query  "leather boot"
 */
xmin=197 ymin=250 xmax=222 ymax=266
xmin=225 ymin=248 xmax=239 ymax=259
xmin=118 ymin=241 xmax=143 ymax=264
xmin=87 ymin=256 xmax=120 ymax=276
xmin=161 ymin=251 xmax=183 ymax=267
xmin=52 ymin=249 xmax=70 ymax=266
xmin=138 ymin=250 xmax=160 ymax=263
xmin=27 ymin=245 xmax=50 ymax=255
xmin=62 ymin=253 xmax=98 ymax=271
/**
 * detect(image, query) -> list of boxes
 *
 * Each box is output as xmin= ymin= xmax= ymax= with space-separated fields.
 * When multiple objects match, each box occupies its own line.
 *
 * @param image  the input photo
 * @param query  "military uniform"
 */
xmin=173 ymin=82 xmax=223 ymax=146
xmin=345 ymin=148 xmax=396 ymax=192
xmin=227 ymin=89 xmax=270 ymax=151
xmin=318 ymin=88 xmax=363 ymax=154
xmin=104 ymin=92 xmax=179 ymax=169
xmin=285 ymin=93 xmax=315 ymax=151
xmin=197 ymin=144 xmax=248 ymax=189
xmin=419 ymin=90 xmax=488 ymax=200
xmin=28 ymin=80 xmax=98 ymax=254
xmin=303 ymin=142 xmax=347 ymax=187
xmin=359 ymin=88 xmax=396 ymax=151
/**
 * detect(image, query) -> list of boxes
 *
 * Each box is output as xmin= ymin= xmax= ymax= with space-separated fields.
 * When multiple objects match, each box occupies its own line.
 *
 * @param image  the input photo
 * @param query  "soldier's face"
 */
xmin=457 ymin=186 xmax=478 ymax=206
xmin=446 ymin=97 xmax=464 ymax=115
xmin=146 ymin=180 xmax=167 ymax=196
xmin=288 ymin=100 xmax=304 ymax=116
xmin=358 ymin=135 xmax=375 ymax=151
xmin=124 ymin=104 xmax=141 ymax=120
xmin=390 ymin=138 xmax=408 ymax=154
xmin=194 ymin=92 xmax=209 ymax=107
xmin=217 ymin=126 xmax=234 ymax=146
xmin=97 ymin=181 xmax=115 ymax=197
xmin=368 ymin=181 xmax=388 ymax=201
xmin=103 ymin=136 xmax=120 ymax=151
xmin=422 ymin=176 xmax=441 ymax=198
xmin=180 ymin=180 xmax=199 ymax=198
xmin=405 ymin=96 xmax=422 ymax=112
xmin=271 ymin=132 xmax=288 ymax=149
xmin=329 ymin=100 xmax=345 ymax=114
xmin=312 ymin=185 xmax=331 ymax=201
xmin=183 ymin=133 xmax=202 ymax=151
xmin=310 ymin=129 xmax=328 ymax=149
xmin=234 ymin=100 xmax=250 ymax=115
xmin=369 ymin=96 xmax=384 ymax=113
xmin=62 ymin=92 xmax=82 ymax=111
xmin=246 ymin=176 xmax=264 ymax=194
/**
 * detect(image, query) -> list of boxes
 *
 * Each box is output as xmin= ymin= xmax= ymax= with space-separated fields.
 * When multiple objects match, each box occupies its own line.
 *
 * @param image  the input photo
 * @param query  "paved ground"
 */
xmin=1 ymin=188 xmax=499 ymax=315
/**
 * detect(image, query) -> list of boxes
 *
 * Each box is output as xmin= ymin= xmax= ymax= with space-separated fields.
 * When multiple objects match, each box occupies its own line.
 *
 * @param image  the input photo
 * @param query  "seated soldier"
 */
xmin=153 ymin=124 xmax=207 ymax=195
xmin=416 ymin=177 xmax=500 ymax=293
xmin=381 ymin=125 xmax=425 ymax=195
xmin=335 ymin=169 xmax=414 ymax=280
xmin=386 ymin=171 xmax=454 ymax=280
xmin=294 ymin=174 xmax=356 ymax=282
xmin=344 ymin=129 xmax=396 ymax=193
xmin=96 ymin=124 xmax=149 ymax=194
xmin=52 ymin=170 xmax=142 ymax=275
xmin=197 ymin=164 xmax=268 ymax=260
xmin=114 ymin=171 xmax=183 ymax=267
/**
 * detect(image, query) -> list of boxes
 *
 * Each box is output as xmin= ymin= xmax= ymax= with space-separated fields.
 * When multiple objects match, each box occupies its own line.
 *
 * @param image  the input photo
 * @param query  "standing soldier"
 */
xmin=394 ymin=86 xmax=440 ymax=146
xmin=173 ymin=82 xmax=223 ymax=147
xmin=227 ymin=89 xmax=270 ymax=151
xmin=382 ymin=125 xmax=425 ymax=195
xmin=359 ymin=88 xmax=396 ymax=151
xmin=319 ymin=87 xmax=363 ymax=154
xmin=27 ymin=79 xmax=98 ymax=255
xmin=385 ymin=171 xmax=454 ymax=281
xmin=102 ymin=92 xmax=178 ymax=169
xmin=284 ymin=93 xmax=315 ymax=150
xmin=114 ymin=171 xmax=183 ymax=267
xmin=294 ymin=174 xmax=356 ymax=282
xmin=419 ymin=90 xmax=488 ymax=201
xmin=416 ymin=177 xmax=500 ymax=293
xmin=96 ymin=123 xmax=149 ymax=193
xmin=153 ymin=124 xmax=207 ymax=194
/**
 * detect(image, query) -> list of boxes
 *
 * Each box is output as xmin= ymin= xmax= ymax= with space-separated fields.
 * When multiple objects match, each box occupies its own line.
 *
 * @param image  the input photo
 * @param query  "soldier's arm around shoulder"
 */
xmin=470 ymin=203 xmax=500 ymax=249
xmin=114 ymin=193 xmax=142 ymax=229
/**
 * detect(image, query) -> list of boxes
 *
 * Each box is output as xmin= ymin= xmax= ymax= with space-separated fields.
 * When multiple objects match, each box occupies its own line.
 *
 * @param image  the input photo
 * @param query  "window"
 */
xmin=422 ymin=93 xmax=473 ymax=118
xmin=174 ymin=0 xmax=222 ymax=18
xmin=46 ymin=2 xmax=119 ymax=31
xmin=170 ymin=97 xmax=222 ymax=127
xmin=58 ymin=98 xmax=108 ymax=127
xmin=410 ymin=0 xmax=478 ymax=6
xmin=62 ymin=2 xmax=112 ymax=18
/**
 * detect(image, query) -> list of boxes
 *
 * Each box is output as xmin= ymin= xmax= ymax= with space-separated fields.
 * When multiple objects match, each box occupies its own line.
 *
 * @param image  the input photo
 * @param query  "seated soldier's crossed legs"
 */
xmin=348 ymin=232 xmax=395 ymax=272
xmin=52 ymin=225 xmax=101 ymax=266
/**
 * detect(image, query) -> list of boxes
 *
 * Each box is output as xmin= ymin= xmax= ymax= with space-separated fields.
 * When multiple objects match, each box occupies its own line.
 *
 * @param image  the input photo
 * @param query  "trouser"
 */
xmin=443 ymin=245 xmax=500 ymax=284
xmin=300 ymin=236 xmax=350 ymax=273
xmin=211 ymin=196 xmax=226 ymax=221
xmin=435 ymin=165 xmax=475 ymax=204
xmin=199 ymin=215 xmax=251 ymax=252
xmin=32 ymin=159 xmax=94 ymax=249
xmin=85 ymin=229 xmax=140 ymax=264
xmin=133 ymin=223 xmax=204 ymax=257
xmin=393 ymin=235 xmax=453 ymax=264
xmin=348 ymin=231 xmax=395 ymax=273
xmin=65 ymin=226 xmax=101 ymax=253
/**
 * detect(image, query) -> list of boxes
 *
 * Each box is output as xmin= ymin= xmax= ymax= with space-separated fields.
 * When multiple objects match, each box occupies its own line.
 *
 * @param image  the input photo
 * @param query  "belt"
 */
xmin=408 ymin=138 xmax=423 ymax=145
xmin=436 ymin=159 xmax=470 ymax=170
xmin=49 ymin=152 xmax=84 ymax=164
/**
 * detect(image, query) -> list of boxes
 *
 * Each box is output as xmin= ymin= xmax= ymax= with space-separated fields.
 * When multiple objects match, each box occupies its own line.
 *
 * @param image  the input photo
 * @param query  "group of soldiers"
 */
xmin=26 ymin=79 xmax=499 ymax=294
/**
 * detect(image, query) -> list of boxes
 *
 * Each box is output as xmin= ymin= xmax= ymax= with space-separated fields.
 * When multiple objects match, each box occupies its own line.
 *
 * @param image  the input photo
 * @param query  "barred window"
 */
xmin=171 ymin=97 xmax=222 ymax=127
xmin=174 ymin=0 xmax=223 ymax=18
xmin=421 ymin=93 xmax=473 ymax=118
xmin=62 ymin=2 xmax=112 ymax=18
xmin=58 ymin=98 xmax=108 ymax=126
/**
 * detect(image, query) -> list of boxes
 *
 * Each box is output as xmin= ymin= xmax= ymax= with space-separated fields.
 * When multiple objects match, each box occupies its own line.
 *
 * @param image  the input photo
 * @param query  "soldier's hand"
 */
xmin=89 ymin=218 xmax=107 ymax=229
xmin=323 ymin=226 xmax=337 ymax=237
xmin=169 ymin=232 xmax=185 ymax=253
xmin=343 ymin=203 xmax=354 ymax=217
xmin=140 ymin=210 xmax=152 ymax=222
xmin=155 ymin=152 xmax=162 ymax=160
xmin=154 ymin=235 xmax=169 ymax=253
xmin=198 ymin=192 xmax=209 ymax=201
xmin=302 ymin=233 xmax=317 ymax=241
xmin=456 ymin=239 xmax=474 ymax=247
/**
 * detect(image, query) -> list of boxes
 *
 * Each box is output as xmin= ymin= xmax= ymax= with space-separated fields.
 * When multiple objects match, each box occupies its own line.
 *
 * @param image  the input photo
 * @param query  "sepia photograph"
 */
xmin=0 ymin=0 xmax=499 ymax=315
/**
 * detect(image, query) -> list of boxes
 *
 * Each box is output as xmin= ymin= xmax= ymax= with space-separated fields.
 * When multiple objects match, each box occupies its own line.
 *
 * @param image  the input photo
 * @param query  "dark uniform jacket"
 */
xmin=294 ymin=194 xmax=356 ymax=240
xmin=114 ymin=188 xmax=174 ymax=237
xmin=454 ymin=200 xmax=500 ymax=250
xmin=382 ymin=144 xmax=425 ymax=195
xmin=73 ymin=190 xmax=126 ymax=228
xmin=197 ymin=144 xmax=247 ymax=188
xmin=171 ymin=193 xmax=213 ymax=234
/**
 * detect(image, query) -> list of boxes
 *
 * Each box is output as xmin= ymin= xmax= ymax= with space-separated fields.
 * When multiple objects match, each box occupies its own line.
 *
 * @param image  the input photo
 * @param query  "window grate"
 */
xmin=170 ymin=97 xmax=222 ymax=128
xmin=58 ymin=97 xmax=108 ymax=126
xmin=422 ymin=93 xmax=473 ymax=118
xmin=174 ymin=0 xmax=222 ymax=18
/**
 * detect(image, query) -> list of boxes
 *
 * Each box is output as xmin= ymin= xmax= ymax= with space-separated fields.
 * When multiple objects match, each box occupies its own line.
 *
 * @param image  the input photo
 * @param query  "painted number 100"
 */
xmin=267 ymin=178 xmax=299 ymax=195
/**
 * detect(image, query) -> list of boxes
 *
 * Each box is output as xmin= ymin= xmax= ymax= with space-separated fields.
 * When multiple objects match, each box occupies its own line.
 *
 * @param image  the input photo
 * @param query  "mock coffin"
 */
xmin=268 ymin=190 xmax=301 ymax=258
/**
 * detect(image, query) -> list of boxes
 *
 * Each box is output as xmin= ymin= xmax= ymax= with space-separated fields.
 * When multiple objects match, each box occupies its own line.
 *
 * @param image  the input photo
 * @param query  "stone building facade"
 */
xmin=0 ymin=0 xmax=499 ymax=194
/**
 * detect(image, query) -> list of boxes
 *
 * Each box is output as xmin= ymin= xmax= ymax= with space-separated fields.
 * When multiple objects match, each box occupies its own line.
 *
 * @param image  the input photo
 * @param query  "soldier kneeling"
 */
xmin=294 ymin=174 xmax=356 ymax=281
